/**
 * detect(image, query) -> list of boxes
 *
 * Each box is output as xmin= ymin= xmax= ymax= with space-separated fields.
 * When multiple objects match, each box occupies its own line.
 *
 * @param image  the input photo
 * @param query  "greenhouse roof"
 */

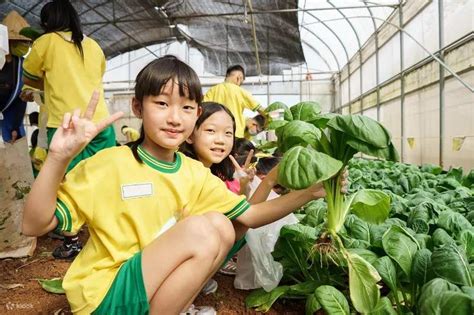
xmin=1 ymin=0 xmax=398 ymax=76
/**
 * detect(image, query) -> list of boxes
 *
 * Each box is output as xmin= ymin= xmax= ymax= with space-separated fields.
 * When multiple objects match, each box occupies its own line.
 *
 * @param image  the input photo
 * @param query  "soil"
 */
xmin=0 ymin=230 xmax=305 ymax=314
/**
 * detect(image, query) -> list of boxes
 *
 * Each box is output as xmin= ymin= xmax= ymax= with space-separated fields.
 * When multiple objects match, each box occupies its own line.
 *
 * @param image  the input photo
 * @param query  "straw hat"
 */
xmin=2 ymin=10 xmax=31 ymax=41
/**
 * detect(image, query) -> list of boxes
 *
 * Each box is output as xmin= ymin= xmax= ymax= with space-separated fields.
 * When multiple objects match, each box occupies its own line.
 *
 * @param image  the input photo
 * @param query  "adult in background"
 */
xmin=204 ymin=65 xmax=266 ymax=138
xmin=0 ymin=11 xmax=31 ymax=143
xmin=22 ymin=0 xmax=117 ymax=260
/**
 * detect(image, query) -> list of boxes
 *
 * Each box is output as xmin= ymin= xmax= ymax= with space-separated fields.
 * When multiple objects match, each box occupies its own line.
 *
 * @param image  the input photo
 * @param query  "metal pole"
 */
xmin=438 ymin=0 xmax=445 ymax=168
xmin=267 ymin=27 xmax=270 ymax=106
xmin=348 ymin=63 xmax=352 ymax=114
xmin=399 ymin=1 xmax=405 ymax=163
xmin=360 ymin=53 xmax=364 ymax=115
xmin=375 ymin=31 xmax=381 ymax=121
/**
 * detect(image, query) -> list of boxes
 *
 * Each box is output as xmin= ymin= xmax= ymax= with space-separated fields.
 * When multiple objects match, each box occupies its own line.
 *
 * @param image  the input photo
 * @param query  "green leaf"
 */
xmin=432 ymin=228 xmax=456 ymax=248
xmin=306 ymin=293 xmax=322 ymax=315
xmin=284 ymin=108 xmax=293 ymax=121
xmin=437 ymin=210 xmax=472 ymax=236
xmin=266 ymin=120 xmax=288 ymax=130
xmin=278 ymin=146 xmax=343 ymax=190
xmin=411 ymin=248 xmax=433 ymax=286
xmin=277 ymin=120 xmax=321 ymax=153
xmin=290 ymin=101 xmax=321 ymax=122
xmin=310 ymin=113 xmax=338 ymax=129
xmin=373 ymin=256 xmax=398 ymax=293
xmin=349 ymin=189 xmax=391 ymax=224
xmin=368 ymin=297 xmax=397 ymax=315
xmin=346 ymin=252 xmax=381 ymax=313
xmin=315 ymin=285 xmax=350 ymax=315
xmin=257 ymin=141 xmax=278 ymax=151
xmin=344 ymin=214 xmax=371 ymax=243
xmin=265 ymin=101 xmax=288 ymax=112
xmin=439 ymin=291 xmax=473 ymax=315
xmin=382 ymin=225 xmax=419 ymax=277
xmin=347 ymin=248 xmax=379 ymax=265
xmin=346 ymin=138 xmax=400 ymax=162
xmin=287 ymin=281 xmax=320 ymax=296
xmin=37 ymin=278 xmax=65 ymax=294
xmin=245 ymin=286 xmax=289 ymax=312
xmin=418 ymin=278 xmax=461 ymax=314
xmin=431 ymin=243 xmax=473 ymax=286
xmin=327 ymin=115 xmax=392 ymax=149
xmin=458 ymin=230 xmax=474 ymax=262
xmin=461 ymin=286 xmax=474 ymax=299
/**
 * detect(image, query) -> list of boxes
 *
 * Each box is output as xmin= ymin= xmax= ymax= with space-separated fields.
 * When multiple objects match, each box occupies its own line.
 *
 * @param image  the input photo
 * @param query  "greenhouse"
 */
xmin=0 ymin=0 xmax=473 ymax=314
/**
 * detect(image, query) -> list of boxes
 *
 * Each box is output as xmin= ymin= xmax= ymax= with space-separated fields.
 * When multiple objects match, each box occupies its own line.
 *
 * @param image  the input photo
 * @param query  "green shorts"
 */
xmin=223 ymin=236 xmax=247 ymax=265
xmin=93 ymin=252 xmax=149 ymax=315
xmin=47 ymin=125 xmax=116 ymax=172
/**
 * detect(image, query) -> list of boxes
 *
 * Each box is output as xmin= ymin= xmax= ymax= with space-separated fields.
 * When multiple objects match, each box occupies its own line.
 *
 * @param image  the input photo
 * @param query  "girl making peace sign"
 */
xmin=23 ymin=56 xmax=339 ymax=315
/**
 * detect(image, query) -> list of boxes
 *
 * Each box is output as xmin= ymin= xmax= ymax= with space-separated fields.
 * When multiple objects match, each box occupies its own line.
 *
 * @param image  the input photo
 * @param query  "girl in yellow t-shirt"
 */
xmin=22 ymin=0 xmax=116 ymax=260
xmin=22 ymin=56 xmax=342 ymax=315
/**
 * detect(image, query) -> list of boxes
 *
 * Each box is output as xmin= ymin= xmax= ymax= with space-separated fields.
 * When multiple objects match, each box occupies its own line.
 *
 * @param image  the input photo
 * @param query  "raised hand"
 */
xmin=48 ymin=91 xmax=123 ymax=162
xmin=229 ymin=149 xmax=256 ymax=181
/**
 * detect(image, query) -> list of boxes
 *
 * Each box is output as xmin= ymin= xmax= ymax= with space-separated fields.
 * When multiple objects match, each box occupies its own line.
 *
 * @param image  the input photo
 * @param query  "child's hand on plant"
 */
xmin=308 ymin=167 xmax=349 ymax=199
xmin=48 ymin=91 xmax=123 ymax=162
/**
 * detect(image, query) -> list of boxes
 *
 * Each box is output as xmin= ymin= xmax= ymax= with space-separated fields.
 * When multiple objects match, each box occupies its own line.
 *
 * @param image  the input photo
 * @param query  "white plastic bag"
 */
xmin=234 ymin=176 xmax=298 ymax=291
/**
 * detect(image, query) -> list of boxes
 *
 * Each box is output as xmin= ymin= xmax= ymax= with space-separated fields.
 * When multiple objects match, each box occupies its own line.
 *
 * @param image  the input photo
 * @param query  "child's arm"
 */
xmin=248 ymin=164 xmax=279 ymax=204
xmin=238 ymin=171 xmax=348 ymax=228
xmin=237 ymin=182 xmax=325 ymax=228
xmin=22 ymin=92 xmax=123 ymax=236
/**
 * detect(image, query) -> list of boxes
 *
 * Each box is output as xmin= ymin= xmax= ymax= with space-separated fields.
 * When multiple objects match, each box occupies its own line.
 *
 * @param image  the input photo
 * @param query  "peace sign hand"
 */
xmin=229 ymin=149 xmax=256 ymax=184
xmin=48 ymin=91 xmax=124 ymax=162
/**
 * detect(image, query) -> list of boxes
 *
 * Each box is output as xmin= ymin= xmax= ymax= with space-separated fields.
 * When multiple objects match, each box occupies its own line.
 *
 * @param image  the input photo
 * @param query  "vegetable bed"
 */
xmin=248 ymin=101 xmax=474 ymax=314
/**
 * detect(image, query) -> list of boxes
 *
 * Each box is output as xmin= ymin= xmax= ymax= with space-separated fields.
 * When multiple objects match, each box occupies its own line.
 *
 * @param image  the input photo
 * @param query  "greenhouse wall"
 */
xmin=334 ymin=0 xmax=474 ymax=170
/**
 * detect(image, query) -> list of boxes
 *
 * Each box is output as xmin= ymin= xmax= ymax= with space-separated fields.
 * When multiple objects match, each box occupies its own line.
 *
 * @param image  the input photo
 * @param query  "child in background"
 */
xmin=22 ymin=56 xmax=333 ymax=315
xmin=244 ymin=114 xmax=266 ymax=140
xmin=22 ymin=0 xmax=117 ymax=259
xmin=180 ymin=102 xmax=346 ymax=277
xmin=121 ymin=125 xmax=140 ymax=143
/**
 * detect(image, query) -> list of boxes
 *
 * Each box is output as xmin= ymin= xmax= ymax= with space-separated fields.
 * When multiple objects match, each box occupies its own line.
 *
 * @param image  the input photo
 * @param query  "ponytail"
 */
xmin=40 ymin=0 xmax=84 ymax=58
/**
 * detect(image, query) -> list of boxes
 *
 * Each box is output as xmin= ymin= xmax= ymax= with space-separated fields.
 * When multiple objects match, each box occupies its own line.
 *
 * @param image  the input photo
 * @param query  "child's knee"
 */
xmin=184 ymin=215 xmax=222 ymax=256
xmin=203 ymin=212 xmax=235 ymax=248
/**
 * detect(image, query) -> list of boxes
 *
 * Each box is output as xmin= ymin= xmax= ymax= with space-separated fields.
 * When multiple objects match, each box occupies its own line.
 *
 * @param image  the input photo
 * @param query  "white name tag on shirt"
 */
xmin=121 ymin=183 xmax=153 ymax=200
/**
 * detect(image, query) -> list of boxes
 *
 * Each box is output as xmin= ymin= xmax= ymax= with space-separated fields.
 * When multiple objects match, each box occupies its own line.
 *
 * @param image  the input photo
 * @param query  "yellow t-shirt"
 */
xmin=54 ymin=146 xmax=249 ymax=314
xmin=204 ymin=82 xmax=260 ymax=138
xmin=23 ymin=32 xmax=109 ymax=128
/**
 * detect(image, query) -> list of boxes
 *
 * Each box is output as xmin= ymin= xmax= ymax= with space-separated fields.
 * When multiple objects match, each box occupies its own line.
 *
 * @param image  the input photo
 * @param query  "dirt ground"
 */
xmin=0 ymin=230 xmax=305 ymax=314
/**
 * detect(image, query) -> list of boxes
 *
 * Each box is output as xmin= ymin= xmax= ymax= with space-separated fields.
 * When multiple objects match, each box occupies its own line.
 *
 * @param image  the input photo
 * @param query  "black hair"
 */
xmin=180 ymin=102 xmax=236 ymax=181
xmin=29 ymin=112 xmax=39 ymax=126
xmin=256 ymin=156 xmax=280 ymax=176
xmin=233 ymin=138 xmax=257 ymax=165
xmin=30 ymin=129 xmax=39 ymax=148
xmin=253 ymin=114 xmax=266 ymax=129
xmin=121 ymin=125 xmax=128 ymax=131
xmin=40 ymin=0 xmax=84 ymax=58
xmin=129 ymin=55 xmax=203 ymax=162
xmin=226 ymin=65 xmax=245 ymax=79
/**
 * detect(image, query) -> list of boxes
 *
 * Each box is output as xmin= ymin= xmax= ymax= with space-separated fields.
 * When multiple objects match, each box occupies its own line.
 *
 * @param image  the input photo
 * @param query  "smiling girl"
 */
xmin=22 ymin=56 xmax=330 ymax=315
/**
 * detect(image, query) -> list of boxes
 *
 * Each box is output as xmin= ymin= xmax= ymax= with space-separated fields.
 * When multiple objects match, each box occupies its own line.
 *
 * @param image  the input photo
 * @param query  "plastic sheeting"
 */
xmin=0 ymin=0 xmax=305 ymax=76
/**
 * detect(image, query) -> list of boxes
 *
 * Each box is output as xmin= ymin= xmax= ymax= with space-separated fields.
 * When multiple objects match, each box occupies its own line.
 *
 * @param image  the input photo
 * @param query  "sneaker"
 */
xmin=218 ymin=259 xmax=237 ymax=276
xmin=52 ymin=241 xmax=82 ymax=260
xmin=201 ymin=279 xmax=218 ymax=295
xmin=180 ymin=304 xmax=216 ymax=315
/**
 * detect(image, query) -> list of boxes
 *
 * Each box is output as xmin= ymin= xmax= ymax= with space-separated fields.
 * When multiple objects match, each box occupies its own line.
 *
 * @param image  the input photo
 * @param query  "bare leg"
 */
xmin=141 ymin=212 xmax=235 ymax=315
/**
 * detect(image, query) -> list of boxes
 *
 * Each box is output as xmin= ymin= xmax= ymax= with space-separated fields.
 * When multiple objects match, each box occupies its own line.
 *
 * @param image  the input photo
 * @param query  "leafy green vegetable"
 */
xmin=278 ymin=146 xmax=342 ymax=190
xmin=315 ymin=285 xmax=350 ymax=315
xmin=431 ymin=243 xmax=473 ymax=286
xmin=37 ymin=278 xmax=64 ymax=294
xmin=382 ymin=225 xmax=419 ymax=277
